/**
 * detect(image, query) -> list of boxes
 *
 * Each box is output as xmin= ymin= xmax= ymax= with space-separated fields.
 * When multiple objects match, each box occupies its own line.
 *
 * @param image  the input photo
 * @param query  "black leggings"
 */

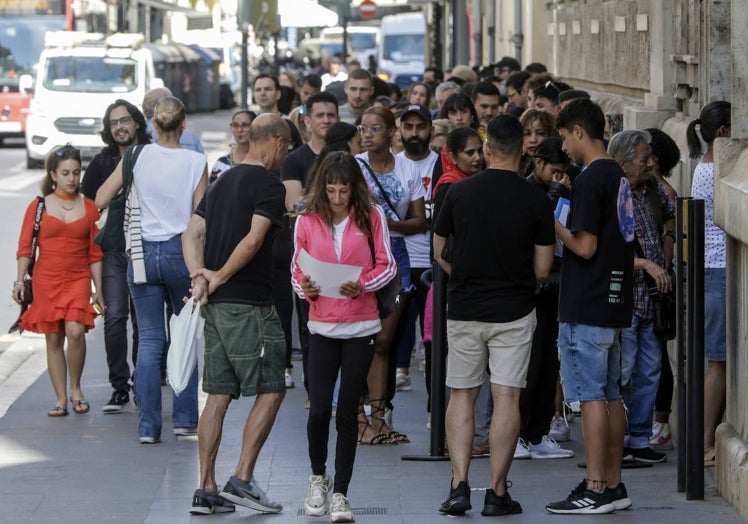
xmin=307 ymin=333 xmax=375 ymax=495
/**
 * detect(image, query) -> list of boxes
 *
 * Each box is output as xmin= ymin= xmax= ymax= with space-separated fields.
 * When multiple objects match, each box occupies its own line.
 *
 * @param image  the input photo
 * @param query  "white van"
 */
xmin=320 ymin=25 xmax=380 ymax=69
xmin=377 ymin=12 xmax=425 ymax=89
xmin=24 ymin=32 xmax=162 ymax=168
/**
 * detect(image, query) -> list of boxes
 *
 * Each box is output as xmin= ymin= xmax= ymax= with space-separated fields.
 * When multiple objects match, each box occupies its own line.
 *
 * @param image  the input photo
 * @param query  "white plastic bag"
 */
xmin=167 ymin=300 xmax=204 ymax=396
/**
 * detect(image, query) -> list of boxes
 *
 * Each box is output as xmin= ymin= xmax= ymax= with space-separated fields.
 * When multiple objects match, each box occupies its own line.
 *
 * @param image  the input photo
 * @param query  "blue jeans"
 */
xmin=558 ymin=322 xmax=622 ymax=403
xmin=620 ymin=314 xmax=661 ymax=449
xmin=128 ymin=236 xmax=198 ymax=439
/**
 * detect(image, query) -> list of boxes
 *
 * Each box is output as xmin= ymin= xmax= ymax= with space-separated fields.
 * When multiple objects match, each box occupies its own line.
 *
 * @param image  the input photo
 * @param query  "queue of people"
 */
xmin=12 ymin=58 xmax=726 ymax=522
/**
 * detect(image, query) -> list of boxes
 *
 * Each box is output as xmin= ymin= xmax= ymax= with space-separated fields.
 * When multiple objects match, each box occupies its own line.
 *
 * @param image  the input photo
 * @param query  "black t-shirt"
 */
xmin=558 ymin=159 xmax=634 ymax=327
xmin=195 ymin=164 xmax=286 ymax=305
xmin=280 ymin=143 xmax=317 ymax=186
xmin=433 ymin=168 xmax=555 ymax=323
xmin=81 ymin=149 xmax=120 ymax=201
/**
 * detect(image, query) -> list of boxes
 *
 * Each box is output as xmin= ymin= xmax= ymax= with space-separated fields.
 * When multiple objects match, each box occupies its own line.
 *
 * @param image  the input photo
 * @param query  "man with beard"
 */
xmin=81 ymin=99 xmax=151 ymax=413
xmin=280 ymin=91 xmax=340 ymax=395
xmin=392 ymin=104 xmax=442 ymax=400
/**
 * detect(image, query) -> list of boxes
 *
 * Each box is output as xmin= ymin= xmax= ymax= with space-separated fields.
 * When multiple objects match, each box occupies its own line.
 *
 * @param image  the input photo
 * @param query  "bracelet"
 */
xmin=13 ymin=281 xmax=23 ymax=286
xmin=662 ymin=230 xmax=676 ymax=241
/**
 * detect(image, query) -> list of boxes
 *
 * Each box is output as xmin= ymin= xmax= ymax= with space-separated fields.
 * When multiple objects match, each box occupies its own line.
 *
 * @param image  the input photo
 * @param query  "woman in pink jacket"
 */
xmin=292 ymin=152 xmax=396 ymax=521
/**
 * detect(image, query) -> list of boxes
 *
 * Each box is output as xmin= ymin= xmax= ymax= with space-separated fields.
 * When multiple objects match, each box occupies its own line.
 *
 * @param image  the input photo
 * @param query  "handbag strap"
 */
xmin=122 ymin=144 xmax=143 ymax=192
xmin=27 ymin=196 xmax=45 ymax=278
xmin=359 ymin=159 xmax=401 ymax=220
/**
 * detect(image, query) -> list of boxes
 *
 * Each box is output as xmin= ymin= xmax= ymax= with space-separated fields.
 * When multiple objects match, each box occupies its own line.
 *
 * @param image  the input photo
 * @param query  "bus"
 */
xmin=0 ymin=0 xmax=70 ymax=145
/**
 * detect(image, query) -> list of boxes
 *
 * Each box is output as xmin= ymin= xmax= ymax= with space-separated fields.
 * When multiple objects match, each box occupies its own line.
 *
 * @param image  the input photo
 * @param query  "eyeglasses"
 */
xmin=54 ymin=144 xmax=81 ymax=159
xmin=356 ymin=124 xmax=383 ymax=135
xmin=273 ymin=135 xmax=295 ymax=151
xmin=230 ymin=122 xmax=251 ymax=129
xmin=507 ymin=89 xmax=519 ymax=98
xmin=109 ymin=116 xmax=133 ymax=128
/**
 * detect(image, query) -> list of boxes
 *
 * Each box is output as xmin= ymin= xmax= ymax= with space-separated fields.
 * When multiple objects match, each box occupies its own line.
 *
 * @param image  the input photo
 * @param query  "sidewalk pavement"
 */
xmin=0 ymin=327 xmax=744 ymax=524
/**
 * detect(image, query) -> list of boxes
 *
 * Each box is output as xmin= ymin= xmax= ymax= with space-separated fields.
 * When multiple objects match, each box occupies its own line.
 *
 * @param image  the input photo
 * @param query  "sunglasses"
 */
xmin=544 ymin=80 xmax=562 ymax=94
xmin=230 ymin=122 xmax=252 ymax=129
xmin=54 ymin=144 xmax=81 ymax=159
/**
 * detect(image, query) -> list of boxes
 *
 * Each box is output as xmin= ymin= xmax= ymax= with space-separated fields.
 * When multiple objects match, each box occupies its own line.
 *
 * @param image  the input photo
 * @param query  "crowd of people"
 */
xmin=12 ymin=55 xmax=729 ymax=522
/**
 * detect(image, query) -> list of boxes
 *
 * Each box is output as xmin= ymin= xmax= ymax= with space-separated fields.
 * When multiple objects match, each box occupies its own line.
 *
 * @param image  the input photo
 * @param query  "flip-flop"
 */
xmin=48 ymin=406 xmax=69 ymax=417
xmin=71 ymin=399 xmax=90 ymax=415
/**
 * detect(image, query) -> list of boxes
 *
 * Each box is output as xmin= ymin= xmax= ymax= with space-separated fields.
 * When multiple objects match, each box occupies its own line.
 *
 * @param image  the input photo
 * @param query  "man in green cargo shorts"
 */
xmin=182 ymin=114 xmax=291 ymax=516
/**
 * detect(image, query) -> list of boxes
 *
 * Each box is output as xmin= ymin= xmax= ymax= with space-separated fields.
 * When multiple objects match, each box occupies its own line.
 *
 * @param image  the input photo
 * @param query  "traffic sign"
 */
xmin=359 ymin=0 xmax=376 ymax=19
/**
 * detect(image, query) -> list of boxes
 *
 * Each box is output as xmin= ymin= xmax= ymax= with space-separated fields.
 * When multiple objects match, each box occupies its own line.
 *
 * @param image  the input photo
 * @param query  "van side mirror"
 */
xmin=19 ymin=75 xmax=34 ymax=95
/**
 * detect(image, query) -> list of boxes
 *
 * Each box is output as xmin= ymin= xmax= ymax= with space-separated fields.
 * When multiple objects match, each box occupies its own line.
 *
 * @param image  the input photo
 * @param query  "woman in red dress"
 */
xmin=13 ymin=145 xmax=105 ymax=417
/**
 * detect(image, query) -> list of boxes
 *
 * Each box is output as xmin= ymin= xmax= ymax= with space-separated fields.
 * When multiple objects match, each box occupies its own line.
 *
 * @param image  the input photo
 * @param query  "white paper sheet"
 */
xmin=296 ymin=249 xmax=363 ymax=298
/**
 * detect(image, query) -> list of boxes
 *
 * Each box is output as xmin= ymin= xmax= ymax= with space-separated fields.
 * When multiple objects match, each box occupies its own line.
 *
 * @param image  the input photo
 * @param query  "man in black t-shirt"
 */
xmin=182 ymin=114 xmax=289 ymax=516
xmin=433 ymin=115 xmax=554 ymax=517
xmin=82 ymin=99 xmax=151 ymax=413
xmin=546 ymin=99 xmax=635 ymax=515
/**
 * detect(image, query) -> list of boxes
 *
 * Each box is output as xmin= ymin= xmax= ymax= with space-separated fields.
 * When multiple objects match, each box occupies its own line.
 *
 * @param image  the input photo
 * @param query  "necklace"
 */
xmin=54 ymin=189 xmax=77 ymax=211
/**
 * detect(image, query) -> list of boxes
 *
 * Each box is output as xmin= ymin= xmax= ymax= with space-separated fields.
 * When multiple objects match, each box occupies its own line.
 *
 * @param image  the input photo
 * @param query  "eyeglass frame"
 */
xmin=109 ymin=116 xmax=134 ymax=128
xmin=543 ymin=80 xmax=561 ymax=94
xmin=356 ymin=124 xmax=383 ymax=135
xmin=230 ymin=122 xmax=252 ymax=129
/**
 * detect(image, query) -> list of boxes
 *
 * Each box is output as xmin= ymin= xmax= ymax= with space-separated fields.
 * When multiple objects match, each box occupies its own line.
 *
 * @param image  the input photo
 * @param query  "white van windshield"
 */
xmin=350 ymin=33 xmax=377 ymax=51
xmin=43 ymin=56 xmax=138 ymax=93
xmin=383 ymin=34 xmax=424 ymax=62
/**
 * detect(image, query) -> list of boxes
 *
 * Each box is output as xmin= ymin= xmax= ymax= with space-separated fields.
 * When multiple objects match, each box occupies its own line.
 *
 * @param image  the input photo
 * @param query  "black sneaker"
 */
xmin=438 ymin=480 xmax=471 ymax=515
xmin=102 ymin=390 xmax=129 ymax=413
xmin=481 ymin=487 xmax=522 ymax=516
xmin=219 ymin=476 xmax=282 ymax=513
xmin=546 ymin=480 xmax=615 ymax=514
xmin=624 ymin=446 xmax=667 ymax=463
xmin=189 ymin=488 xmax=236 ymax=515
xmin=607 ymin=482 xmax=632 ymax=510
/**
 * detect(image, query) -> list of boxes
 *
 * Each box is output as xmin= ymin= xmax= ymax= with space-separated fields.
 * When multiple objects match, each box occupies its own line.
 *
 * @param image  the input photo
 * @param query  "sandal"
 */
xmin=369 ymin=399 xmax=409 ymax=444
xmin=71 ymin=398 xmax=90 ymax=415
xmin=357 ymin=404 xmax=395 ymax=445
xmin=47 ymin=406 xmax=69 ymax=417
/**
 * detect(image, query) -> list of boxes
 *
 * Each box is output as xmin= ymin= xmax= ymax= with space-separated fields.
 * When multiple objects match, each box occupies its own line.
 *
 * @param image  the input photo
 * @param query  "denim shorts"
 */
xmin=202 ymin=303 xmax=286 ymax=397
xmin=390 ymin=236 xmax=413 ymax=292
xmin=558 ymin=322 xmax=622 ymax=403
xmin=704 ymin=267 xmax=726 ymax=361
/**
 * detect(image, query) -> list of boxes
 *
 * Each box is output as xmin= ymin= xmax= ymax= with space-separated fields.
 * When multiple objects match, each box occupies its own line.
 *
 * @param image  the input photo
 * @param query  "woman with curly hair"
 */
xmin=519 ymin=109 xmax=557 ymax=174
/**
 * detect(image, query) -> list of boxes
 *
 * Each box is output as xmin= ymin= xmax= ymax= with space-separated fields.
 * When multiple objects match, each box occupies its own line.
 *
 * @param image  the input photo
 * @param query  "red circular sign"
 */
xmin=359 ymin=0 xmax=376 ymax=18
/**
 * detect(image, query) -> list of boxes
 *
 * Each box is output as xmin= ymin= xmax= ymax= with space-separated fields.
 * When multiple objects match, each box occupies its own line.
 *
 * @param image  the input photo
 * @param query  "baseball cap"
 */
xmin=400 ymin=104 xmax=432 ymax=123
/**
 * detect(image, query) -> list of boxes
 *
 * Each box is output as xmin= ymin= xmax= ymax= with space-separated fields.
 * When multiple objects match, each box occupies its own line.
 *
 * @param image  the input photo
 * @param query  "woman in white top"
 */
xmin=687 ymin=100 xmax=730 ymax=465
xmin=97 ymin=96 xmax=207 ymax=444
xmin=355 ymin=106 xmax=427 ymax=444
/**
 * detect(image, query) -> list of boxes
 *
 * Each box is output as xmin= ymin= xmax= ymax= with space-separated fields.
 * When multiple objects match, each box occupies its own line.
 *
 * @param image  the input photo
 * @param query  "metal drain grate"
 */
xmin=297 ymin=507 xmax=387 ymax=516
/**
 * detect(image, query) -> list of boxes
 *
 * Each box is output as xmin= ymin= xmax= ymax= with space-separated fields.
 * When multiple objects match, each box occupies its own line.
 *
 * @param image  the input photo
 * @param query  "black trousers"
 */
xmin=307 ymin=333 xmax=375 ymax=495
xmin=519 ymin=286 xmax=560 ymax=444
xmin=655 ymin=337 xmax=674 ymax=415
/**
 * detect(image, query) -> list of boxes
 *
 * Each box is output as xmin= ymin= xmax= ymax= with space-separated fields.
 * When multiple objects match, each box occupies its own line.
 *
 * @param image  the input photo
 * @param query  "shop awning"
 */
xmin=279 ymin=0 xmax=338 ymax=28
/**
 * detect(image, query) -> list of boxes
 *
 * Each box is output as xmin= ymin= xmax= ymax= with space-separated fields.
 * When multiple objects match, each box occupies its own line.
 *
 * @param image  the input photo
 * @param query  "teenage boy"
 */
xmin=546 ymin=98 xmax=635 ymax=514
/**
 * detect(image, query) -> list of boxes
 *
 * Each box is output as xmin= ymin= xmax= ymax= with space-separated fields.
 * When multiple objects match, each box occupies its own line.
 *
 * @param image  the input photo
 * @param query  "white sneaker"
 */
xmin=329 ymin=492 xmax=355 ymax=522
xmin=304 ymin=474 xmax=332 ymax=517
xmin=548 ymin=413 xmax=571 ymax=442
xmin=285 ymin=370 xmax=295 ymax=389
xmin=513 ymin=438 xmax=530 ymax=459
xmin=395 ymin=370 xmax=412 ymax=391
xmin=650 ymin=422 xmax=674 ymax=450
xmin=528 ymin=435 xmax=575 ymax=459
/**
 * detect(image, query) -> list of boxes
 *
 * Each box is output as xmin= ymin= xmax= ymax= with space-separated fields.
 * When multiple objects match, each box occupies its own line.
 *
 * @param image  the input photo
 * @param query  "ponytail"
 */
xmin=687 ymin=101 xmax=731 ymax=159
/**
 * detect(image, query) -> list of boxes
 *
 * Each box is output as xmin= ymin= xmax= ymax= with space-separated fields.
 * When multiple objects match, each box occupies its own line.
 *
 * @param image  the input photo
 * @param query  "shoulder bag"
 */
xmin=9 ymin=197 xmax=45 ymax=333
xmin=634 ymin=237 xmax=676 ymax=340
xmin=94 ymin=144 xmax=144 ymax=252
